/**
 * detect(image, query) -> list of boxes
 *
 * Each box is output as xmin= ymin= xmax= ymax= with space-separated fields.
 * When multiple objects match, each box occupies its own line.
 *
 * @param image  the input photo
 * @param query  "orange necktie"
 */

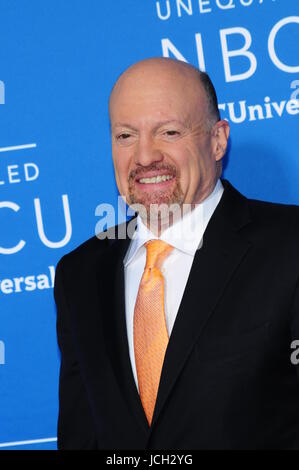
xmin=133 ymin=239 xmax=173 ymax=426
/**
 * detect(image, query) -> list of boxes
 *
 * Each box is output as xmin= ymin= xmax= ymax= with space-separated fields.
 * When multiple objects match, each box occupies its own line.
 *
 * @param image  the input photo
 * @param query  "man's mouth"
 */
xmin=128 ymin=167 xmax=183 ymax=208
xmin=138 ymin=174 xmax=174 ymax=184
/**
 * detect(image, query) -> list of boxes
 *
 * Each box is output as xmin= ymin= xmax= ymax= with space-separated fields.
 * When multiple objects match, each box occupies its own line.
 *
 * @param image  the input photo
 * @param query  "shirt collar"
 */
xmin=124 ymin=179 xmax=224 ymax=267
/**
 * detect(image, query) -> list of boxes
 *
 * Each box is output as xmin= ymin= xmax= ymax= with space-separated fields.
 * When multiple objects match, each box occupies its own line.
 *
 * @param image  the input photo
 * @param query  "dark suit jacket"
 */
xmin=54 ymin=179 xmax=299 ymax=449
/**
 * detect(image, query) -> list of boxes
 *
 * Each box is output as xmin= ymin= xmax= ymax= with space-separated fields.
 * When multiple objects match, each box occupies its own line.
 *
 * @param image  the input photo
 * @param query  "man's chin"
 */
xmin=128 ymin=190 xmax=184 ymax=224
xmin=129 ymin=193 xmax=175 ymax=210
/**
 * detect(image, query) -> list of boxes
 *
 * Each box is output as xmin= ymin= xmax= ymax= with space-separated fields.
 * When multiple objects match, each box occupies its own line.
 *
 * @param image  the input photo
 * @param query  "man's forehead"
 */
xmin=109 ymin=60 xmax=207 ymax=120
xmin=110 ymin=93 xmax=201 ymax=130
xmin=110 ymin=59 xmax=204 ymax=100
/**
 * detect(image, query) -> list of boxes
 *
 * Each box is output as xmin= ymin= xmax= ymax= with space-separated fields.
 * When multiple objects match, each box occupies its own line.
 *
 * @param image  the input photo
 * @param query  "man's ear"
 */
xmin=211 ymin=120 xmax=230 ymax=161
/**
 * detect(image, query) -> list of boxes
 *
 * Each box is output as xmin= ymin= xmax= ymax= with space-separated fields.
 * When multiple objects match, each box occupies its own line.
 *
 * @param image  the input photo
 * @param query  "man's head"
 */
xmin=109 ymin=58 xmax=229 ymax=223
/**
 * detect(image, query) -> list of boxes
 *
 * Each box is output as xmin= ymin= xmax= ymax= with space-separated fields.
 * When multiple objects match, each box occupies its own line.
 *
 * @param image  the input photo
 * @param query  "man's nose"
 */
xmin=133 ymin=136 xmax=163 ymax=166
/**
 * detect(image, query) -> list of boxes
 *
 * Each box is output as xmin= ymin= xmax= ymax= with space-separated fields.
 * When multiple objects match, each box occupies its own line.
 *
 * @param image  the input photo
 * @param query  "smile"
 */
xmin=139 ymin=175 xmax=174 ymax=184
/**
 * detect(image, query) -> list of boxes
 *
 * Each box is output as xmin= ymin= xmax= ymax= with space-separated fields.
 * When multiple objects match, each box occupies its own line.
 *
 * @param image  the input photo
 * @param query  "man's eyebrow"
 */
xmin=153 ymin=120 xmax=189 ymax=130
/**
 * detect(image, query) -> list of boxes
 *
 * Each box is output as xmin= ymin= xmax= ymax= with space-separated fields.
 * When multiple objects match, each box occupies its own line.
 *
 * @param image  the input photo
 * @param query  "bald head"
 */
xmin=109 ymin=58 xmax=220 ymax=130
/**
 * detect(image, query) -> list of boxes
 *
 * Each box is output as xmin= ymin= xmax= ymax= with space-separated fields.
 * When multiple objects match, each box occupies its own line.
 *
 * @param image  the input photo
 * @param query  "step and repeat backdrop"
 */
xmin=0 ymin=0 xmax=298 ymax=450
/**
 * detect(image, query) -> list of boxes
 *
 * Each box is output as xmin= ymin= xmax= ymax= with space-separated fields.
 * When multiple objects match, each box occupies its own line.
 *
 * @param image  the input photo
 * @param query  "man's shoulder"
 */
xmin=221 ymin=180 xmax=299 ymax=244
xmin=56 ymin=220 xmax=132 ymax=273
xmin=223 ymin=179 xmax=299 ymax=226
xmin=246 ymin=195 xmax=299 ymax=229
xmin=242 ymin=191 xmax=299 ymax=249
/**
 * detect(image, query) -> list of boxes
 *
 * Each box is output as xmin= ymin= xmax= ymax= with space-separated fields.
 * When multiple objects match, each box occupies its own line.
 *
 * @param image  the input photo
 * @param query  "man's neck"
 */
xmin=139 ymin=180 xmax=220 ymax=237
xmin=140 ymin=204 xmax=194 ymax=237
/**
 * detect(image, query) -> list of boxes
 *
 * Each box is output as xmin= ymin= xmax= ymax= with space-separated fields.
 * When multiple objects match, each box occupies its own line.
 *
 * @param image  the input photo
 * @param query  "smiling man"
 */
xmin=55 ymin=58 xmax=299 ymax=450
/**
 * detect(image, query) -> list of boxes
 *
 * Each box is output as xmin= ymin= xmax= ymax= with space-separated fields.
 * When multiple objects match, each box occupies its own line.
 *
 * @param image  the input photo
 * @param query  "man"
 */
xmin=54 ymin=57 xmax=299 ymax=449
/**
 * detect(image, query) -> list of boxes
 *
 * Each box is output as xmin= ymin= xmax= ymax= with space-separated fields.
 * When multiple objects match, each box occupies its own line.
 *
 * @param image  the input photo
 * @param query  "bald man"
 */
xmin=55 ymin=58 xmax=299 ymax=450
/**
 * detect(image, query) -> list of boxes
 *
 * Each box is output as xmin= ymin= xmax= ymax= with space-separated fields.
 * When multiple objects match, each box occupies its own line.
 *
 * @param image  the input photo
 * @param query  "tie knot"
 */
xmin=145 ymin=240 xmax=173 ymax=270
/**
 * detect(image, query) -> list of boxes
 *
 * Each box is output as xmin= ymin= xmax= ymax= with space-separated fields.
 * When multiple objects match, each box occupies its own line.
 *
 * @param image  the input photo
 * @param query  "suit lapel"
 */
xmin=150 ymin=180 xmax=253 ymax=429
xmin=98 ymin=222 xmax=150 ymax=433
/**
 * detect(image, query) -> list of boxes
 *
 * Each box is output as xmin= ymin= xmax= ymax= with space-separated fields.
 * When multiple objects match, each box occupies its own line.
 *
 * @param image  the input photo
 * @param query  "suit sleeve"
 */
xmin=54 ymin=258 xmax=97 ymax=449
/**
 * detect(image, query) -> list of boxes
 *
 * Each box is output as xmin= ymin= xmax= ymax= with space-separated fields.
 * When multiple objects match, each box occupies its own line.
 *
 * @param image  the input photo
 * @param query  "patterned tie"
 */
xmin=133 ymin=239 xmax=174 ymax=426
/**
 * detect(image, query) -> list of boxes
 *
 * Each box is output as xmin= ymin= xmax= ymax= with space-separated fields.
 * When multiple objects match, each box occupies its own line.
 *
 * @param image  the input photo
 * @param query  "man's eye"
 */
xmin=117 ymin=133 xmax=131 ymax=140
xmin=164 ymin=130 xmax=180 ymax=136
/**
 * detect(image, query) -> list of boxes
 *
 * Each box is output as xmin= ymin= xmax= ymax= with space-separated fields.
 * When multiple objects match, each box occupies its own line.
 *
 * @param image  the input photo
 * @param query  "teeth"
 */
xmin=139 ymin=175 xmax=173 ymax=184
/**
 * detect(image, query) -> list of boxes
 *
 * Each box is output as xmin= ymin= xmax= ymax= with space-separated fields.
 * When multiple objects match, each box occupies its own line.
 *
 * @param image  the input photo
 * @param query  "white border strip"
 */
xmin=0 ymin=437 xmax=57 ymax=448
xmin=0 ymin=143 xmax=37 ymax=153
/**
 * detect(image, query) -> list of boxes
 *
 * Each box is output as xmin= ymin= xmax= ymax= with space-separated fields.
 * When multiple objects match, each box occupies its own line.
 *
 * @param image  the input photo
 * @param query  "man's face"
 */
xmin=109 ymin=62 xmax=228 ymax=217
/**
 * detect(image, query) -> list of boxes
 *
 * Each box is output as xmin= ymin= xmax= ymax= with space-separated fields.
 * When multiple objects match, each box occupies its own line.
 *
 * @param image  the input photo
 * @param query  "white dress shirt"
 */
xmin=123 ymin=179 xmax=224 ymax=390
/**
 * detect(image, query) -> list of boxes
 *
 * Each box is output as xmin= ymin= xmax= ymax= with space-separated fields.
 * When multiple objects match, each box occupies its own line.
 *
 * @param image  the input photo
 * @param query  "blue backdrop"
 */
xmin=0 ymin=0 xmax=298 ymax=450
